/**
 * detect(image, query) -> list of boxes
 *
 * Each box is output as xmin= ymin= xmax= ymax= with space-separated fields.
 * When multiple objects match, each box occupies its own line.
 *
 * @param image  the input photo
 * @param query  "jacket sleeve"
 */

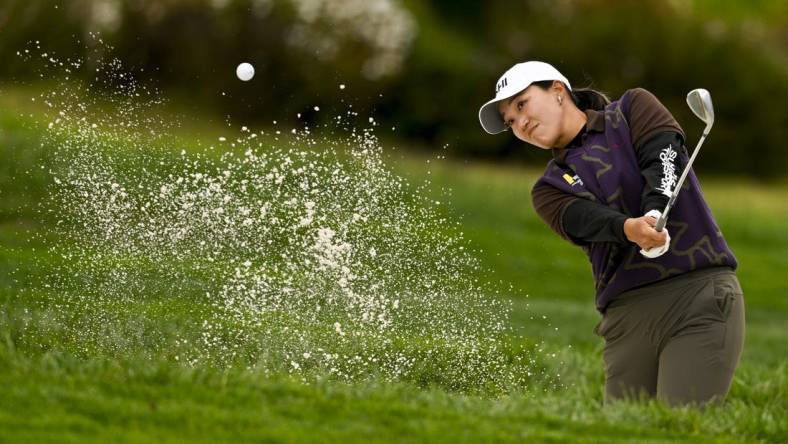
xmin=563 ymin=199 xmax=629 ymax=245
xmin=531 ymin=181 xmax=629 ymax=247
xmin=635 ymin=131 xmax=686 ymax=214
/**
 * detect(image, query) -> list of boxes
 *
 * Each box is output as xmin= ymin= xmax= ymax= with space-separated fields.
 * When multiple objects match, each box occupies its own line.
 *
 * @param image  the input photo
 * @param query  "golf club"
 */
xmin=654 ymin=88 xmax=714 ymax=232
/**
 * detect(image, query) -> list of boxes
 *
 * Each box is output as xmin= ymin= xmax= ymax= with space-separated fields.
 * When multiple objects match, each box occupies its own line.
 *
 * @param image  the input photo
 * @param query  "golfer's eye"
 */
xmin=517 ymin=100 xmax=527 ymax=111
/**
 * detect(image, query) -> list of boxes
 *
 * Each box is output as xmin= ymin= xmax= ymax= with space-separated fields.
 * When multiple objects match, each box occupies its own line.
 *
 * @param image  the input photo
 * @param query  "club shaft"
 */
xmin=655 ymin=130 xmax=709 ymax=232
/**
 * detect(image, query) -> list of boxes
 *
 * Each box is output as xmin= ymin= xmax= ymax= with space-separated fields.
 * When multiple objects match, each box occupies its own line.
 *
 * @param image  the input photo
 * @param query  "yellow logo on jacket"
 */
xmin=563 ymin=173 xmax=584 ymax=187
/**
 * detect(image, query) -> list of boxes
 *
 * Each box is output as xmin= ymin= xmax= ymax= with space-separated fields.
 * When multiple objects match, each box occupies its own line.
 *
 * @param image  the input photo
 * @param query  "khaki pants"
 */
xmin=594 ymin=267 xmax=745 ymax=406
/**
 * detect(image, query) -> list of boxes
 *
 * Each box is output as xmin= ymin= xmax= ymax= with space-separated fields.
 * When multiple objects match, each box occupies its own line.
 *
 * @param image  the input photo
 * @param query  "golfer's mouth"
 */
xmin=526 ymin=123 xmax=538 ymax=137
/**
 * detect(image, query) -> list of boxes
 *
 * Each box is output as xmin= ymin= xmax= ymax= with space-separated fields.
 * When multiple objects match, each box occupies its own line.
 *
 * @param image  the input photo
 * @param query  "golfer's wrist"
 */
xmin=623 ymin=218 xmax=638 ymax=243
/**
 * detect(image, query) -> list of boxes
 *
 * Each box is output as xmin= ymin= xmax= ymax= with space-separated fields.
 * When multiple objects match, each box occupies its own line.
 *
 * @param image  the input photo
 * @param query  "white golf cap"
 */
xmin=478 ymin=61 xmax=572 ymax=134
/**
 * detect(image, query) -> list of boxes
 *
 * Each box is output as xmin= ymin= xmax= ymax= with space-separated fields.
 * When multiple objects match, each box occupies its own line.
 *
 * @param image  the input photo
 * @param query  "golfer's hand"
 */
xmin=624 ymin=215 xmax=668 ymax=251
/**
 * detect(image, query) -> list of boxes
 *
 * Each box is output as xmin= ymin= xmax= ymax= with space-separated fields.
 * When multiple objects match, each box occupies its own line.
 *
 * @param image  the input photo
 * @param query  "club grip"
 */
xmin=655 ymin=215 xmax=667 ymax=232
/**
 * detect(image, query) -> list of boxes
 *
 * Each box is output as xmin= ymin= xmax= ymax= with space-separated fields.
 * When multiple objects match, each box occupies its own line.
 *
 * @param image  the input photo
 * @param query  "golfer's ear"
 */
xmin=551 ymin=80 xmax=566 ymax=93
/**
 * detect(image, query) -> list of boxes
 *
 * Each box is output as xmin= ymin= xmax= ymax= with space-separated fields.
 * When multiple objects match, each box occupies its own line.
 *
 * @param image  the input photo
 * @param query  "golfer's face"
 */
xmin=498 ymin=85 xmax=562 ymax=149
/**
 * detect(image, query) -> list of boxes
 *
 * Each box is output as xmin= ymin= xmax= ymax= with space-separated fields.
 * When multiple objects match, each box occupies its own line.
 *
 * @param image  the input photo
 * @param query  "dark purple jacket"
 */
xmin=533 ymin=93 xmax=737 ymax=312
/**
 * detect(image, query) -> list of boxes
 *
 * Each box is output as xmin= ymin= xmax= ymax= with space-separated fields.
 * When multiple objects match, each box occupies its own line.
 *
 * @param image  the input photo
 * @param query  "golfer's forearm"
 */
xmin=636 ymin=131 xmax=685 ymax=214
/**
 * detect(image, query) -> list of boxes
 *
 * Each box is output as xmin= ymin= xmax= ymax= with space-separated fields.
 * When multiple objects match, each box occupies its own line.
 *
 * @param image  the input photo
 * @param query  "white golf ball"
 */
xmin=236 ymin=62 xmax=254 ymax=81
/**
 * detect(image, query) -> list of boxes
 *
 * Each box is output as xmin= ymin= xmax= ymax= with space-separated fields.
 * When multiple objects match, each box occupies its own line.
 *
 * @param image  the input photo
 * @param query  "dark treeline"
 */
xmin=1 ymin=0 xmax=786 ymax=178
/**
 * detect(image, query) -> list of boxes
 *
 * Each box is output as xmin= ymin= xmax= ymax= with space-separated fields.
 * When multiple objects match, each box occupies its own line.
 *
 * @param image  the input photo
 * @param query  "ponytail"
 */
xmin=531 ymin=80 xmax=610 ymax=111
xmin=569 ymin=88 xmax=610 ymax=111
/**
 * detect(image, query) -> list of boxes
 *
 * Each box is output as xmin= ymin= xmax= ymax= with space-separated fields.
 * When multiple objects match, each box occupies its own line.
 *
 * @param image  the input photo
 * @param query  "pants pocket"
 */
xmin=712 ymin=274 xmax=743 ymax=320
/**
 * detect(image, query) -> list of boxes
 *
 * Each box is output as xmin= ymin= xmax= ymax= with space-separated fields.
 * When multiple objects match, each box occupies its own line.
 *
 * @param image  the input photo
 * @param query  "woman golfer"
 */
xmin=478 ymin=61 xmax=744 ymax=406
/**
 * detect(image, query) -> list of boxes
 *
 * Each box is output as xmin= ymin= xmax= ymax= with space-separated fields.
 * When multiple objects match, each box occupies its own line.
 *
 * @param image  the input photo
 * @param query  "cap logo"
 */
xmin=495 ymin=77 xmax=508 ymax=93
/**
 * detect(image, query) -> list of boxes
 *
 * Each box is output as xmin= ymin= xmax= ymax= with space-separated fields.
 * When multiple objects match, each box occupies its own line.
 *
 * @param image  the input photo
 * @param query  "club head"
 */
xmin=686 ymin=88 xmax=714 ymax=131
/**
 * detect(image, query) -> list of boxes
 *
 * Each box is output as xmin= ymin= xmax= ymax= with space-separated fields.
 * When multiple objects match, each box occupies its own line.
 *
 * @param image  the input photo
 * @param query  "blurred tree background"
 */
xmin=1 ymin=0 xmax=786 ymax=179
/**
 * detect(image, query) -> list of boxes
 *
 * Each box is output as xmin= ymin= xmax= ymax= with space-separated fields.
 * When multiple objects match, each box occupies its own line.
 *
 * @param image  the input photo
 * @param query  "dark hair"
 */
xmin=532 ymin=80 xmax=611 ymax=111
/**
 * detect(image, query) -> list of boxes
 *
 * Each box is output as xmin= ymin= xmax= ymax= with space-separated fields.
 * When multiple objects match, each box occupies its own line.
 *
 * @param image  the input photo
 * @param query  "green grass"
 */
xmin=1 ymin=85 xmax=786 ymax=443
